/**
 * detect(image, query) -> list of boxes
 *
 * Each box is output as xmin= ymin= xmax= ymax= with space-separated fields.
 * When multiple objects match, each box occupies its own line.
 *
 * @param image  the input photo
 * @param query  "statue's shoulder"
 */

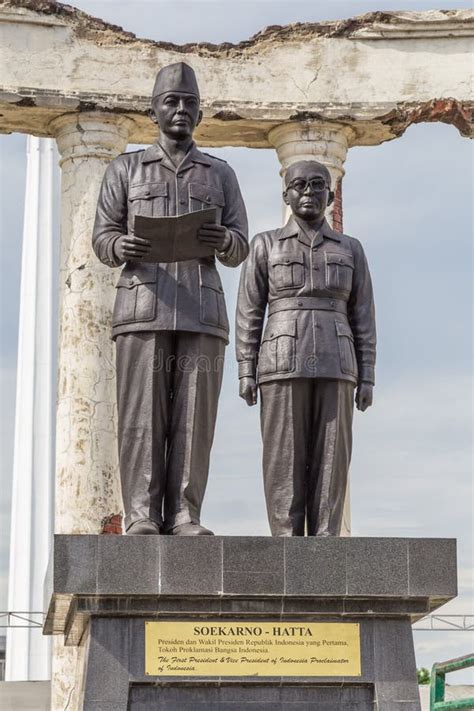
xmin=116 ymin=148 xmax=145 ymax=161
xmin=202 ymin=152 xmax=237 ymax=178
xmin=202 ymin=152 xmax=228 ymax=164
xmin=105 ymin=149 xmax=144 ymax=177
xmin=110 ymin=148 xmax=144 ymax=164
xmin=327 ymin=222 xmax=356 ymax=245
xmin=337 ymin=231 xmax=368 ymax=260
xmin=342 ymin=232 xmax=363 ymax=249
xmin=269 ymin=226 xmax=286 ymax=240
xmin=251 ymin=225 xmax=290 ymax=246
xmin=251 ymin=227 xmax=281 ymax=248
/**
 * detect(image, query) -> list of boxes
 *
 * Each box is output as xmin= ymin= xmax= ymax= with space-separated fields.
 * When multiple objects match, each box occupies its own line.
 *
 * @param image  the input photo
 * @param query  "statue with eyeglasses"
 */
xmin=236 ymin=160 xmax=376 ymax=536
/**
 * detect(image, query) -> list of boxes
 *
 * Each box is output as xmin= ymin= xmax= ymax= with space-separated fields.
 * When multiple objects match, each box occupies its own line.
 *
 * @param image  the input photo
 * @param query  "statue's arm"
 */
xmin=216 ymin=165 xmax=249 ymax=268
xmin=347 ymin=238 xmax=377 ymax=392
xmin=92 ymin=157 xmax=128 ymax=268
xmin=235 ymin=233 xmax=269 ymax=392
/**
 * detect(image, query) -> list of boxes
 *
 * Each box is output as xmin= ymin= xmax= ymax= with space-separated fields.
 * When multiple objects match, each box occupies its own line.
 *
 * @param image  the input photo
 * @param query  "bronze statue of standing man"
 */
xmin=236 ymin=160 xmax=375 ymax=536
xmin=93 ymin=63 xmax=248 ymax=535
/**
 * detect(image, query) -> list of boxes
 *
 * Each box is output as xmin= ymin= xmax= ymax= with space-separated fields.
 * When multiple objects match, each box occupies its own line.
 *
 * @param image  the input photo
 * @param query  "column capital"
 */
xmin=50 ymin=112 xmax=134 ymax=166
xmin=268 ymin=120 xmax=354 ymax=186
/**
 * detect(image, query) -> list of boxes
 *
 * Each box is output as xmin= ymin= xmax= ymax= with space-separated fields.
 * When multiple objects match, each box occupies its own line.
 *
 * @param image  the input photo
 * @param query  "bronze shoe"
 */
xmin=169 ymin=522 xmax=214 ymax=536
xmin=126 ymin=519 xmax=162 ymax=535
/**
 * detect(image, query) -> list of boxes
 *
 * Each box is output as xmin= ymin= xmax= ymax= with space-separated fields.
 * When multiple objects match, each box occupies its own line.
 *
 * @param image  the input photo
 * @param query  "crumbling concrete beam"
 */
xmin=1 ymin=2 xmax=472 ymax=146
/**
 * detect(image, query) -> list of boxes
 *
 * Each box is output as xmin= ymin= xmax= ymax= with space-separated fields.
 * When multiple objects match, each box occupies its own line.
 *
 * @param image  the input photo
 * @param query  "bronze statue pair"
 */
xmin=93 ymin=63 xmax=376 ymax=537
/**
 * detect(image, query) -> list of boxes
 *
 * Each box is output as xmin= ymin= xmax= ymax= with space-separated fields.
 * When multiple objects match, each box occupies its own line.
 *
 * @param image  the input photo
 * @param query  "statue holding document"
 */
xmin=93 ymin=62 xmax=248 ymax=536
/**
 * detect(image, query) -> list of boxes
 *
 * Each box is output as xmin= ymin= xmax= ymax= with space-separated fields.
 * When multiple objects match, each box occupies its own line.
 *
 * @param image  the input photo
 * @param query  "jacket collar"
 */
xmin=278 ymin=215 xmax=341 ymax=247
xmin=141 ymin=141 xmax=212 ymax=170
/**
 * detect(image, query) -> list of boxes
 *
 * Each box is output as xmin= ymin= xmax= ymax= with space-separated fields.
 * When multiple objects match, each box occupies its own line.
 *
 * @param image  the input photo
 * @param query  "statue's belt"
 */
xmin=268 ymin=297 xmax=347 ymax=317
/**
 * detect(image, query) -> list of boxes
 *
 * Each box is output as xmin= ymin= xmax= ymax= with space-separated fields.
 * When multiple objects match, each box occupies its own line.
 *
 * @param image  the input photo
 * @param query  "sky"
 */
xmin=0 ymin=0 xmax=473 ymax=682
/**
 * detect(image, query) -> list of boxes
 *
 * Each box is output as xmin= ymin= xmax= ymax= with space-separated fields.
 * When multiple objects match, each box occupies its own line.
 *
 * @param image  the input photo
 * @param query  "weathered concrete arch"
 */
xmin=1 ymin=2 xmax=473 ymax=145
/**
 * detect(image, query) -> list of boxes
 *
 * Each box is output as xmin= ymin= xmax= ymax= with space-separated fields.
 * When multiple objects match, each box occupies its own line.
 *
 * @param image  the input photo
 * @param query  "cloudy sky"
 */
xmin=0 ymin=0 xmax=472 ymax=681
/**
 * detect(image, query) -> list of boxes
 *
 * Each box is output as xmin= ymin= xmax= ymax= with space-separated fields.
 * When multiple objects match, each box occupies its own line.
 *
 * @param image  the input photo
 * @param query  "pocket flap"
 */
xmin=129 ymin=182 xmax=168 ymax=200
xmin=262 ymin=320 xmax=297 ymax=342
xmin=271 ymin=254 xmax=304 ymax=268
xmin=199 ymin=264 xmax=224 ymax=293
xmin=116 ymin=266 xmax=157 ymax=288
xmin=335 ymin=321 xmax=354 ymax=339
xmin=190 ymin=183 xmax=225 ymax=207
xmin=326 ymin=252 xmax=354 ymax=269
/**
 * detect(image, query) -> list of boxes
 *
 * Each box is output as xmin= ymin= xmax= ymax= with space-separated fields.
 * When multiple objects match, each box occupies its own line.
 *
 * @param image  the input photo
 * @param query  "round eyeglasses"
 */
xmin=286 ymin=178 xmax=329 ymax=194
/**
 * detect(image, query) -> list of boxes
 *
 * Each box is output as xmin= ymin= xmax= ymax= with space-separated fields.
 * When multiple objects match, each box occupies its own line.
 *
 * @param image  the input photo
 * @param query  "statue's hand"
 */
xmin=114 ymin=235 xmax=151 ymax=261
xmin=197 ymin=223 xmax=231 ymax=252
xmin=239 ymin=377 xmax=258 ymax=406
xmin=356 ymin=382 xmax=373 ymax=412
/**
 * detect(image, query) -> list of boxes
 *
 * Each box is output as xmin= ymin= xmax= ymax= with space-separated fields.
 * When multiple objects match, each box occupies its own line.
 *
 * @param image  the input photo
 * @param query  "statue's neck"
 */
xmin=158 ymin=134 xmax=194 ymax=167
xmin=295 ymin=215 xmax=325 ymax=233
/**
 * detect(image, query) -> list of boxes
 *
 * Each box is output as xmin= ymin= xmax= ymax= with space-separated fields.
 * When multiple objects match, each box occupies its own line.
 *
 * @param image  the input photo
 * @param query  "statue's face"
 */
xmin=283 ymin=162 xmax=333 ymax=223
xmin=150 ymin=91 xmax=202 ymax=139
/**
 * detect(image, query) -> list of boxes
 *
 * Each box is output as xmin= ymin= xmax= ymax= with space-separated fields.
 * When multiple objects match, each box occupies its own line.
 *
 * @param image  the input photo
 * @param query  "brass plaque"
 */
xmin=145 ymin=621 xmax=361 ymax=677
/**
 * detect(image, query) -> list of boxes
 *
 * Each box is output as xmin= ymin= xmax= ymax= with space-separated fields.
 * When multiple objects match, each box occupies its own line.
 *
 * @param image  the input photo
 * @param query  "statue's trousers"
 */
xmin=116 ymin=331 xmax=225 ymax=531
xmin=259 ymin=378 xmax=354 ymax=536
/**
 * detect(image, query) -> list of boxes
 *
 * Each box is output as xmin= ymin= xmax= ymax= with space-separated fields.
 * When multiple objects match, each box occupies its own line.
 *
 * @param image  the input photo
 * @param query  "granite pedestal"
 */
xmin=44 ymin=536 xmax=457 ymax=711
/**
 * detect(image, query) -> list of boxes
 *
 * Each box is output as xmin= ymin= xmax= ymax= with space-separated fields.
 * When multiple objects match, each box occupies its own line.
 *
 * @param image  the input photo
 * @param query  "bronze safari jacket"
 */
xmin=235 ymin=216 xmax=376 ymax=385
xmin=93 ymin=142 xmax=249 ymax=343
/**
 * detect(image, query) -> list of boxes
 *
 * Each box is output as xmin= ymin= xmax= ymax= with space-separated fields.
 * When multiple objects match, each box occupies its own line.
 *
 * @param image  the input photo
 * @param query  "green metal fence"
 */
xmin=430 ymin=654 xmax=474 ymax=710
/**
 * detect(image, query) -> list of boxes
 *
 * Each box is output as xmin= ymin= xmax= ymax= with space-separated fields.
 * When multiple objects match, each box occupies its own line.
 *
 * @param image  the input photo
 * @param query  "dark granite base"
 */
xmin=129 ymin=683 xmax=374 ymax=710
xmin=44 ymin=536 xmax=457 ymax=711
xmin=78 ymin=615 xmax=421 ymax=711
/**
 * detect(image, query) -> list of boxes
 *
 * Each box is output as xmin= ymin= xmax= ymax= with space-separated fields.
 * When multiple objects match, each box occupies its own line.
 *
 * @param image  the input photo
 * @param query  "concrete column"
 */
xmin=6 ymin=136 xmax=59 ymax=681
xmin=268 ymin=120 xmax=353 ymax=227
xmin=268 ymin=120 xmax=354 ymax=536
xmin=50 ymin=112 xmax=132 ymax=711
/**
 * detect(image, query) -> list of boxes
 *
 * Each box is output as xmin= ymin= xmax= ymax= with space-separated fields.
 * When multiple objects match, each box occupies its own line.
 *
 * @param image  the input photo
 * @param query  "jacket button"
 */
xmin=144 ymin=190 xmax=150 ymax=196
xmin=179 ymin=199 xmax=186 ymax=205
xmin=330 ymin=300 xmax=335 ymax=307
xmin=177 ymin=173 xmax=183 ymax=179
xmin=339 ymin=258 xmax=343 ymax=263
xmin=206 ymin=196 xmax=211 ymax=202
xmin=270 ymin=332 xmax=274 ymax=337
xmin=297 ymin=300 xmax=303 ymax=306
xmin=314 ymin=266 xmax=320 ymax=271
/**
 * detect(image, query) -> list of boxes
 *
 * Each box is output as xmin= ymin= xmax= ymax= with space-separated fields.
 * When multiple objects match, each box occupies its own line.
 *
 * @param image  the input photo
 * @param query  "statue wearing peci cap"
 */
xmin=93 ymin=63 xmax=248 ymax=535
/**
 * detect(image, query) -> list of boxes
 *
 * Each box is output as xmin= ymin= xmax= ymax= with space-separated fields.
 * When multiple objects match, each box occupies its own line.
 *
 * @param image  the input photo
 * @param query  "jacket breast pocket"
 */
xmin=259 ymin=320 xmax=297 ymax=376
xmin=325 ymin=252 xmax=354 ymax=292
xmin=189 ymin=183 xmax=225 ymax=222
xmin=335 ymin=321 xmax=358 ymax=377
xmin=128 ymin=182 xmax=168 ymax=218
xmin=199 ymin=264 xmax=228 ymax=330
xmin=112 ymin=266 xmax=157 ymax=326
xmin=271 ymin=254 xmax=305 ymax=291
